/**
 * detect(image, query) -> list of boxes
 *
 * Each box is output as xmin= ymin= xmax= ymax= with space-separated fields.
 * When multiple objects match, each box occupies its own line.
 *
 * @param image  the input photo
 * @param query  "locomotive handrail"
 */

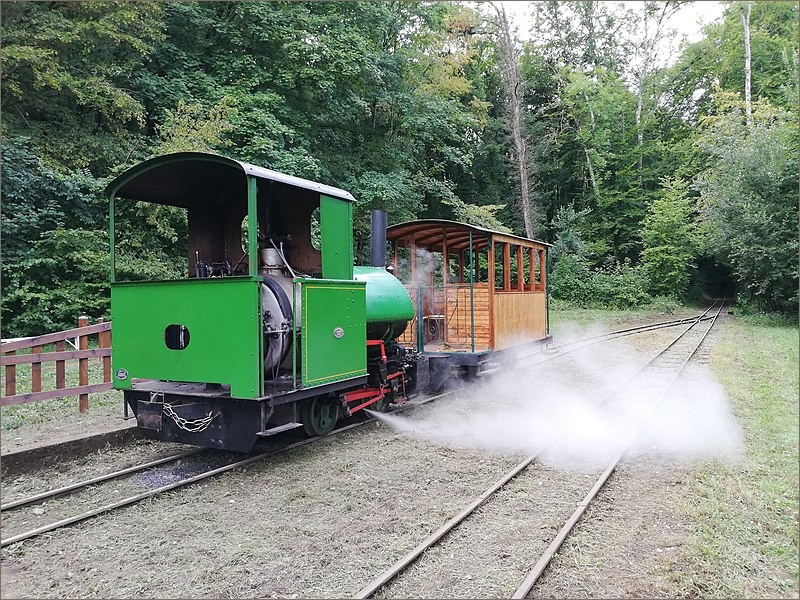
xmin=1 ymin=317 xmax=113 ymax=411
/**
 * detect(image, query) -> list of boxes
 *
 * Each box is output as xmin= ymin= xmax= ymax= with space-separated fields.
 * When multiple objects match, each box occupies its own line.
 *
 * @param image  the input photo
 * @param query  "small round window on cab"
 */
xmin=164 ymin=324 xmax=190 ymax=350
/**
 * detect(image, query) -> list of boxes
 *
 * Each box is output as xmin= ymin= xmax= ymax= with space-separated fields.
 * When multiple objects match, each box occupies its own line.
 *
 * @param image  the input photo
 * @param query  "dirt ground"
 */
xmin=1 ymin=394 xmax=132 ymax=455
xmin=0 ymin=311 xmax=751 ymax=598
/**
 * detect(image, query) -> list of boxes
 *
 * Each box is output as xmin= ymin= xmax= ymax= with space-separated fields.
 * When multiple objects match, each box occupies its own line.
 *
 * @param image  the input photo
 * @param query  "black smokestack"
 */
xmin=370 ymin=209 xmax=388 ymax=268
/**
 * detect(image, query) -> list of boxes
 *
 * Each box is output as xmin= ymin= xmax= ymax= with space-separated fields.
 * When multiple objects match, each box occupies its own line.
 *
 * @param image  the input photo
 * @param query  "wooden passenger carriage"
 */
xmin=386 ymin=220 xmax=552 ymax=374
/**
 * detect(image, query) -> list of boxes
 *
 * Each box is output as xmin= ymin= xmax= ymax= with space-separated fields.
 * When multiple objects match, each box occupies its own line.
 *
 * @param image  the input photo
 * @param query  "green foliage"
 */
xmin=3 ymin=0 xmax=798 ymax=335
xmin=732 ymin=298 xmax=799 ymax=327
xmin=549 ymin=205 xmax=651 ymax=308
xmin=551 ymin=256 xmax=651 ymax=309
xmin=550 ymin=254 xmax=593 ymax=304
xmin=549 ymin=205 xmax=591 ymax=264
xmin=641 ymin=176 xmax=697 ymax=298
xmin=1 ymin=138 xmax=96 ymax=260
xmin=1 ymin=1 xmax=165 ymax=173
xmin=155 ymin=98 xmax=237 ymax=154
xmin=589 ymin=260 xmax=652 ymax=308
xmin=695 ymin=93 xmax=798 ymax=313
xmin=2 ymin=229 xmax=110 ymax=337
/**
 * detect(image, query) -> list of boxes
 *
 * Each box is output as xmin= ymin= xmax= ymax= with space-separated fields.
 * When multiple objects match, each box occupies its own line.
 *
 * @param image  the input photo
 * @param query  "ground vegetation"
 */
xmin=2 ymin=1 xmax=797 ymax=336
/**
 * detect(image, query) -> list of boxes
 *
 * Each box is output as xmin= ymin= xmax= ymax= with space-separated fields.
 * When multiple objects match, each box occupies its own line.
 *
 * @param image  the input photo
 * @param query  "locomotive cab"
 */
xmin=107 ymin=153 xmax=415 ymax=451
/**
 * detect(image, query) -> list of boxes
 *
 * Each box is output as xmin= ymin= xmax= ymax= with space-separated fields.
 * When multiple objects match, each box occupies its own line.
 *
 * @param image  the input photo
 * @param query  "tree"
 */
xmin=641 ymin=176 xmax=696 ymax=298
xmin=1 ymin=1 xmax=165 ymax=173
xmin=630 ymin=1 xmax=684 ymax=187
xmin=488 ymin=2 xmax=537 ymax=238
xmin=740 ymin=1 xmax=753 ymax=126
xmin=695 ymin=93 xmax=798 ymax=313
xmin=664 ymin=1 xmax=799 ymax=121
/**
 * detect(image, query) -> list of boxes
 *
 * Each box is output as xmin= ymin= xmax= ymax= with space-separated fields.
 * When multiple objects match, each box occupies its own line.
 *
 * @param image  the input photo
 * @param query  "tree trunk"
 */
xmin=492 ymin=2 xmax=537 ymax=239
xmin=635 ymin=4 xmax=648 ymax=189
xmin=634 ymin=2 xmax=683 ymax=188
xmin=741 ymin=1 xmax=753 ymax=127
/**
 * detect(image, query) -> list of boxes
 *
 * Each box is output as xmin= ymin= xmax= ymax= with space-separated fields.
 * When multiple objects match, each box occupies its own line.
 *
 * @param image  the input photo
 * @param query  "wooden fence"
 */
xmin=1 ymin=317 xmax=112 ymax=411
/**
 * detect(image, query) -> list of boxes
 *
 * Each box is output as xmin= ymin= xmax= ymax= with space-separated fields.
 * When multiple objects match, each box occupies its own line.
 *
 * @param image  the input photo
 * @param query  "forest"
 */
xmin=1 ymin=0 xmax=797 ymax=337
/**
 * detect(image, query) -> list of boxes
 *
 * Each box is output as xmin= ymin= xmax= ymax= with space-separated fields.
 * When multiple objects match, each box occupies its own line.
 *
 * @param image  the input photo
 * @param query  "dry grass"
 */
xmin=1 ymin=352 xmax=127 ymax=454
xmin=1 ymin=419 xmax=525 ymax=598
xmin=2 ymin=307 xmax=794 ymax=599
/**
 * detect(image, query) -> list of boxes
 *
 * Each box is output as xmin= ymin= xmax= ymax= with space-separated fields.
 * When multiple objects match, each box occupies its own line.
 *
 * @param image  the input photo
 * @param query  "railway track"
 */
xmin=0 ymin=389 xmax=456 ymax=548
xmin=353 ymin=300 xmax=724 ymax=598
xmin=1 ymin=306 xmax=721 ymax=552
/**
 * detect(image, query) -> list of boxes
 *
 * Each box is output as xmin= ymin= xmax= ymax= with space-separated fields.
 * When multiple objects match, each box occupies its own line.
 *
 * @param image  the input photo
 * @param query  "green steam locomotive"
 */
xmin=107 ymin=153 xmax=550 ymax=451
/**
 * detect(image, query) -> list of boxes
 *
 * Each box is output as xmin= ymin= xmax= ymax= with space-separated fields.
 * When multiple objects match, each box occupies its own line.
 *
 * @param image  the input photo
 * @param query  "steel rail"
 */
xmin=1 ymin=305 xmax=719 ymax=550
xmin=354 ymin=300 xmax=723 ymax=598
xmin=1 ymin=449 xmax=205 ymax=511
xmin=510 ymin=301 xmax=725 ymax=599
xmin=0 ymin=389 xmax=457 ymax=548
xmin=1 ymin=309 xmax=710 ymax=489
xmin=547 ymin=313 xmax=713 ymax=351
xmin=521 ymin=311 xmax=717 ymax=365
xmin=354 ymin=455 xmax=536 ymax=599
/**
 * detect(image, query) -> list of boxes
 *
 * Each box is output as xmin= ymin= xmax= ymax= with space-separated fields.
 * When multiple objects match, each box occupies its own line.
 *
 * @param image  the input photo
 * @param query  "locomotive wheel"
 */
xmin=301 ymin=397 xmax=339 ymax=436
xmin=371 ymin=393 xmax=390 ymax=413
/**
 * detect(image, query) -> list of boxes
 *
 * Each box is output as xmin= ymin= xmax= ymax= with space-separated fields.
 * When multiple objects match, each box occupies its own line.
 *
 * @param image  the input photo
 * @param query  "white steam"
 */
xmin=375 ymin=332 xmax=743 ymax=472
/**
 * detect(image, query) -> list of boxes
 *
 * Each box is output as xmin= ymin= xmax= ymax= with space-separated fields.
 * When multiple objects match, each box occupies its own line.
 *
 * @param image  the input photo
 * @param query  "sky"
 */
xmin=502 ymin=1 xmax=726 ymax=47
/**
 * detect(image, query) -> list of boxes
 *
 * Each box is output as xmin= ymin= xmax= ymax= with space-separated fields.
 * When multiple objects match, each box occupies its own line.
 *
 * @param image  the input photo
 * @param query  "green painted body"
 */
xmin=320 ymin=195 xmax=354 ymax=280
xmin=107 ymin=154 xmax=392 ymax=406
xmin=111 ymin=277 xmax=263 ymax=398
xmin=300 ymin=278 xmax=367 ymax=387
xmin=353 ymin=266 xmax=415 ymax=323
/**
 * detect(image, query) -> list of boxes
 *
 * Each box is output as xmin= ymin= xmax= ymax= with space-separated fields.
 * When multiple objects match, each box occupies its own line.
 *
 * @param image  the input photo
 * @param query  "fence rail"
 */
xmin=1 ymin=317 xmax=112 ymax=411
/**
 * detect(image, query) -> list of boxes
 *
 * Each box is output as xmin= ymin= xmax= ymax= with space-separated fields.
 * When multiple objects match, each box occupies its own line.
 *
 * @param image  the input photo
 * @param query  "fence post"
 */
xmin=98 ymin=317 xmax=111 ymax=383
xmin=31 ymin=345 xmax=42 ymax=393
xmin=56 ymin=341 xmax=66 ymax=389
xmin=4 ymin=350 xmax=16 ymax=397
xmin=78 ymin=316 xmax=89 ymax=412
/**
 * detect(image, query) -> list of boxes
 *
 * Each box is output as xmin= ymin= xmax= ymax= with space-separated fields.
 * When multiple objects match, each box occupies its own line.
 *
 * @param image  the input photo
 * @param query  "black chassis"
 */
xmin=124 ymin=376 xmax=368 ymax=453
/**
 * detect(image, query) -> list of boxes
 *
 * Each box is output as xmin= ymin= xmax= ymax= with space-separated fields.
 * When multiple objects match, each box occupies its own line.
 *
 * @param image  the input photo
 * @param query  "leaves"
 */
xmin=695 ymin=96 xmax=798 ymax=312
xmin=3 ymin=0 xmax=798 ymax=336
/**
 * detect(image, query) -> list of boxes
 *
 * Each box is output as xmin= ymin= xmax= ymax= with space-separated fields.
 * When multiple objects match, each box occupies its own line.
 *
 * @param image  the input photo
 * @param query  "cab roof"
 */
xmin=105 ymin=152 xmax=355 ymax=207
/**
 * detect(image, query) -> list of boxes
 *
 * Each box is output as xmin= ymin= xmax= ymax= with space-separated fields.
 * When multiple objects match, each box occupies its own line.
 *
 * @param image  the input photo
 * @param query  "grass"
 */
xmin=669 ymin=315 xmax=799 ymax=597
xmin=1 ymin=342 xmax=121 ymax=432
xmin=549 ymin=301 xmax=698 ymax=332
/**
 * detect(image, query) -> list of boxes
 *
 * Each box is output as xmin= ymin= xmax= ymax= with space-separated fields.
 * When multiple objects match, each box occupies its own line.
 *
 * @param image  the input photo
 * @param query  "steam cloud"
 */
xmin=373 ymin=330 xmax=743 ymax=472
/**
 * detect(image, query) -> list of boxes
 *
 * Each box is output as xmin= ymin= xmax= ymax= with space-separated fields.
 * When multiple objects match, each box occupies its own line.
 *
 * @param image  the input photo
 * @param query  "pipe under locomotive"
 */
xmin=107 ymin=152 xmax=550 ymax=452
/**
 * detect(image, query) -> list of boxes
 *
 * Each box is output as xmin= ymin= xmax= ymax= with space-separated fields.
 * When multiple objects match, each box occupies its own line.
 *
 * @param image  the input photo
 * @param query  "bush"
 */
xmin=551 ymin=256 xmax=652 ymax=309
xmin=590 ymin=261 xmax=651 ymax=309
xmin=550 ymin=254 xmax=593 ymax=305
xmin=731 ymin=296 xmax=799 ymax=327
xmin=647 ymin=295 xmax=684 ymax=315
xmin=2 ymin=229 xmax=110 ymax=337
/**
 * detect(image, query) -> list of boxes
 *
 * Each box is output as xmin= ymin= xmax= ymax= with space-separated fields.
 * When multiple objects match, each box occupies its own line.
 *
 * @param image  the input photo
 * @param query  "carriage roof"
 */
xmin=387 ymin=219 xmax=551 ymax=252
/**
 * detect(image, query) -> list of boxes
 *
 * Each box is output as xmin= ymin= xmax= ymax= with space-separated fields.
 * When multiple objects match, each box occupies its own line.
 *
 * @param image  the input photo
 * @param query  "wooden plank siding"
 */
xmin=398 ymin=284 xmax=491 ymax=351
xmin=493 ymin=292 xmax=547 ymax=350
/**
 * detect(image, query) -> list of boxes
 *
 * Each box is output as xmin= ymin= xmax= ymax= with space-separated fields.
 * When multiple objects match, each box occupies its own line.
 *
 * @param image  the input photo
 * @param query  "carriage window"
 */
xmin=448 ymin=252 xmax=462 ymax=283
xmin=240 ymin=215 xmax=249 ymax=253
xmin=431 ymin=251 xmax=444 ymax=286
xmin=523 ymin=248 xmax=532 ymax=286
xmin=534 ymin=250 xmax=542 ymax=286
xmin=396 ymin=246 xmax=412 ymax=282
xmin=510 ymin=245 xmax=519 ymax=289
xmin=112 ymin=200 xmax=188 ymax=282
xmin=494 ymin=243 xmax=505 ymax=289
